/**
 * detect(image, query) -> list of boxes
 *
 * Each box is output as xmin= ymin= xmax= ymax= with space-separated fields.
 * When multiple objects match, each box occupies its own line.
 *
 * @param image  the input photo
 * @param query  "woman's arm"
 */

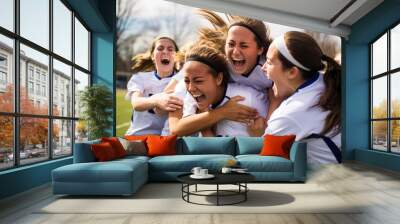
xmin=169 ymin=96 xmax=259 ymax=136
xmin=130 ymin=91 xmax=183 ymax=112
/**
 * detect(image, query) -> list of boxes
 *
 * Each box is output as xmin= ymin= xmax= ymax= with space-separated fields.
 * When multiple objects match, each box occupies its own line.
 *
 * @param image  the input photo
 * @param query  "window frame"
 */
xmin=0 ymin=0 xmax=92 ymax=171
xmin=370 ymin=20 xmax=400 ymax=154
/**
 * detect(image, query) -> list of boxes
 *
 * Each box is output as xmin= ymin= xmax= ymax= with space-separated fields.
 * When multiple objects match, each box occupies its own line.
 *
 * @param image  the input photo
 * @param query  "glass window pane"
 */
xmin=75 ymin=120 xmax=88 ymax=143
xmin=0 ymin=0 xmax=14 ymax=31
xmin=372 ymin=33 xmax=387 ymax=76
xmin=0 ymin=116 xmax=14 ymax=170
xmin=372 ymin=77 xmax=387 ymax=119
xmin=75 ymin=18 xmax=89 ymax=70
xmin=20 ymin=117 xmax=49 ymax=165
xmin=391 ymin=72 xmax=400 ymax=118
xmin=372 ymin=121 xmax=388 ymax=151
xmin=53 ymin=119 xmax=72 ymax=158
xmin=20 ymin=0 xmax=49 ymax=49
xmin=20 ymin=44 xmax=49 ymax=115
xmin=53 ymin=0 xmax=72 ymax=60
xmin=0 ymin=35 xmax=14 ymax=112
xmin=53 ymin=59 xmax=72 ymax=117
xmin=391 ymin=120 xmax=400 ymax=153
xmin=391 ymin=24 xmax=400 ymax=70
xmin=74 ymin=69 xmax=89 ymax=118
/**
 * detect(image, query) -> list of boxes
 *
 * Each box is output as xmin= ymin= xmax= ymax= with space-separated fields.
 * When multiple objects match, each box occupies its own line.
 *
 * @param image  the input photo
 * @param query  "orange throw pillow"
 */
xmin=260 ymin=134 xmax=296 ymax=159
xmin=101 ymin=137 xmax=126 ymax=158
xmin=146 ymin=135 xmax=177 ymax=157
xmin=124 ymin=135 xmax=149 ymax=142
xmin=91 ymin=142 xmax=117 ymax=162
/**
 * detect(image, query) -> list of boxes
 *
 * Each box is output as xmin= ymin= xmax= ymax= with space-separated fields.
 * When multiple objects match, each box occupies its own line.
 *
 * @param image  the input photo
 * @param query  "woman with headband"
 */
xmin=168 ymin=44 xmax=267 ymax=137
xmin=163 ymin=12 xmax=276 ymax=136
xmin=261 ymin=31 xmax=341 ymax=164
xmin=125 ymin=36 xmax=183 ymax=136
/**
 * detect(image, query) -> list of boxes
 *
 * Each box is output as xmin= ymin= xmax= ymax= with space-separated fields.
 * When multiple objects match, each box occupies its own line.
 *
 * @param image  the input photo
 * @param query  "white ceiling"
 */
xmin=166 ymin=0 xmax=384 ymax=38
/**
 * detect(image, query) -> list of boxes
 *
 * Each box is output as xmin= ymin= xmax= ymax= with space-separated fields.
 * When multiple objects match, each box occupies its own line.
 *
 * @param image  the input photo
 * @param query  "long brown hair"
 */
xmin=278 ymin=31 xmax=341 ymax=136
xmin=196 ymin=9 xmax=271 ymax=56
xmin=131 ymin=36 xmax=179 ymax=74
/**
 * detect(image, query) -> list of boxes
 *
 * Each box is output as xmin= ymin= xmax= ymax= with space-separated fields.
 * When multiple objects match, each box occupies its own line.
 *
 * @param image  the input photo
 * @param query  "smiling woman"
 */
xmin=168 ymin=43 xmax=266 ymax=137
xmin=125 ymin=36 xmax=184 ymax=136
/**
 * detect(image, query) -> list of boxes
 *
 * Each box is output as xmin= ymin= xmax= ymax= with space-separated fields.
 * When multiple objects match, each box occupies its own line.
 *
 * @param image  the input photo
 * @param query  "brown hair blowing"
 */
xmin=278 ymin=31 xmax=341 ymax=136
xmin=196 ymin=9 xmax=271 ymax=56
xmin=185 ymin=42 xmax=230 ymax=87
xmin=131 ymin=36 xmax=179 ymax=74
xmin=228 ymin=17 xmax=272 ymax=55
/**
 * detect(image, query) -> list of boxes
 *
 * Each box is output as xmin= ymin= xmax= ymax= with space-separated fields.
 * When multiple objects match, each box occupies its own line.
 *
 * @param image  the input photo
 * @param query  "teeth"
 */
xmin=161 ymin=59 xmax=170 ymax=65
xmin=232 ymin=59 xmax=245 ymax=66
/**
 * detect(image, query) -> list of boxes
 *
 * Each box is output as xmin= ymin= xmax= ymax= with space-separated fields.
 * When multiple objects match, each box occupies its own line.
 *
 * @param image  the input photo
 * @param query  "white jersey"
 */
xmin=125 ymin=71 xmax=174 ymax=136
xmin=228 ymin=58 xmax=273 ymax=92
xmin=264 ymin=73 xmax=341 ymax=164
xmin=160 ymin=78 xmax=197 ymax=136
xmin=184 ymin=83 xmax=268 ymax=137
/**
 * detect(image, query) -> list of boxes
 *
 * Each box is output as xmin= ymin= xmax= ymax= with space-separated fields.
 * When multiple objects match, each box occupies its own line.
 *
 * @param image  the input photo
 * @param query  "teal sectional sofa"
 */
xmin=52 ymin=137 xmax=307 ymax=196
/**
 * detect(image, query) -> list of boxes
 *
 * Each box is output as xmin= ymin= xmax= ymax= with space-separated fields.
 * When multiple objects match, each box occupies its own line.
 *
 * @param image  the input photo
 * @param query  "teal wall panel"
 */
xmin=355 ymin=149 xmax=400 ymax=172
xmin=344 ymin=0 xmax=400 ymax=169
xmin=0 ymin=158 xmax=72 ymax=199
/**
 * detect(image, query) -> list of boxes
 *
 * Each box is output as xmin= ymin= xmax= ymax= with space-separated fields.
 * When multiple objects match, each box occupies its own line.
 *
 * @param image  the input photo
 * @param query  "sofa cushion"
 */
xmin=178 ymin=137 xmax=235 ymax=155
xmin=119 ymin=138 xmax=147 ymax=156
xmin=91 ymin=142 xmax=118 ymax=162
xmin=236 ymin=137 xmax=263 ymax=155
xmin=53 ymin=162 xmax=141 ymax=183
xmin=73 ymin=140 xmax=100 ymax=163
xmin=148 ymin=154 xmax=235 ymax=172
xmin=101 ymin=137 xmax=127 ymax=158
xmin=236 ymin=155 xmax=293 ymax=172
xmin=260 ymin=134 xmax=296 ymax=159
xmin=147 ymin=135 xmax=177 ymax=157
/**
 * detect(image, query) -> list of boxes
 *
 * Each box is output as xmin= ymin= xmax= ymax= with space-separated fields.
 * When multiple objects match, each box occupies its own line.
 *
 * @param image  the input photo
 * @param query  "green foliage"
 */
xmin=79 ymin=84 xmax=113 ymax=140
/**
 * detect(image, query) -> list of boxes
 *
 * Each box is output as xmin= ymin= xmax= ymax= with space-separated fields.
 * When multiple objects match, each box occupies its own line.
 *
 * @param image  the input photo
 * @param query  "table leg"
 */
xmin=245 ymin=183 xmax=247 ymax=201
xmin=217 ymin=184 xmax=219 ymax=206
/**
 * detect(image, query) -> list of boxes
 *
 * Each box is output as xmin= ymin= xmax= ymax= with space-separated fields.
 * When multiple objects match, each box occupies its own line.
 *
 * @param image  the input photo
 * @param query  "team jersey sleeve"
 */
xmin=264 ymin=116 xmax=304 ymax=140
xmin=182 ymin=93 xmax=197 ymax=118
xmin=125 ymin=74 xmax=145 ymax=100
xmin=172 ymin=70 xmax=184 ymax=81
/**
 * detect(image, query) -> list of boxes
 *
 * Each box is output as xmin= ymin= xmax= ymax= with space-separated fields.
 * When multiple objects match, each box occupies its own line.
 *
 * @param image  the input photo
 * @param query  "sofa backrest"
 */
xmin=177 ymin=137 xmax=236 ymax=155
xmin=235 ymin=137 xmax=263 ymax=155
xmin=73 ymin=139 xmax=100 ymax=163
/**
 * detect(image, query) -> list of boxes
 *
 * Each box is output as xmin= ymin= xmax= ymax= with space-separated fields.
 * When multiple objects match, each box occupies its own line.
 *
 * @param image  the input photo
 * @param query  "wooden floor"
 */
xmin=1 ymin=162 xmax=400 ymax=224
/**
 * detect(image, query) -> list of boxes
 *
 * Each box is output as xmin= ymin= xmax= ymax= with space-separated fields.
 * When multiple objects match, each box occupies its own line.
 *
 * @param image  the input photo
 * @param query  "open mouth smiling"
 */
xmin=161 ymin=59 xmax=170 ymax=65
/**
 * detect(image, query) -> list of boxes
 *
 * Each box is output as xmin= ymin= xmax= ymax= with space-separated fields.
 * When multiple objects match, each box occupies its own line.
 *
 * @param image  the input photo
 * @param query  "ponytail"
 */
xmin=131 ymin=53 xmax=155 ymax=74
xmin=319 ymin=55 xmax=341 ymax=136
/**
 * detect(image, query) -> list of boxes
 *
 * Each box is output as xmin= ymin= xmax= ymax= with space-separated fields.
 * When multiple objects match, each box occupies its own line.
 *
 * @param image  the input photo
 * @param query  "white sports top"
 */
xmin=264 ymin=73 xmax=341 ymax=164
xmin=125 ymin=71 xmax=174 ymax=136
xmin=228 ymin=58 xmax=273 ymax=91
xmin=184 ymin=82 xmax=268 ymax=137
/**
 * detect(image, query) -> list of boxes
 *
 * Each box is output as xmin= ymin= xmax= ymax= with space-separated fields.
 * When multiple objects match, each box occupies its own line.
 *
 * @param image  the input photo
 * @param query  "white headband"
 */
xmin=273 ymin=35 xmax=310 ymax=71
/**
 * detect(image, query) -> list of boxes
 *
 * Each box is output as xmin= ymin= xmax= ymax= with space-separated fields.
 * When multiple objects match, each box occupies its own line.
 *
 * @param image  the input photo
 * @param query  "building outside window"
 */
xmin=28 ymin=66 xmax=34 ymax=80
xmin=371 ymin=23 xmax=400 ymax=154
xmin=28 ymin=81 xmax=34 ymax=94
xmin=0 ymin=0 xmax=91 ymax=170
xmin=0 ymin=54 xmax=7 ymax=90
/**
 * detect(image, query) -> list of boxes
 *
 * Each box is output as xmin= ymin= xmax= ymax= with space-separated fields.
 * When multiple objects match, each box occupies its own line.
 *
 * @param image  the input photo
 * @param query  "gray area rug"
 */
xmin=38 ymin=183 xmax=362 ymax=214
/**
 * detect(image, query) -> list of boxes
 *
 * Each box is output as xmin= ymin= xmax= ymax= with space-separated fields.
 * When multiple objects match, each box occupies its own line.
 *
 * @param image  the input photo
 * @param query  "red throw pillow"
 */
xmin=260 ymin=134 xmax=296 ymax=159
xmin=91 ymin=142 xmax=117 ymax=162
xmin=124 ymin=135 xmax=149 ymax=141
xmin=101 ymin=137 xmax=126 ymax=158
xmin=146 ymin=135 xmax=177 ymax=157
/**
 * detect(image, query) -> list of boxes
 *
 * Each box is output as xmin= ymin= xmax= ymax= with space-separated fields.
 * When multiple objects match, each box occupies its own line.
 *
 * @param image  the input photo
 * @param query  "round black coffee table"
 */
xmin=177 ymin=173 xmax=255 ymax=206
